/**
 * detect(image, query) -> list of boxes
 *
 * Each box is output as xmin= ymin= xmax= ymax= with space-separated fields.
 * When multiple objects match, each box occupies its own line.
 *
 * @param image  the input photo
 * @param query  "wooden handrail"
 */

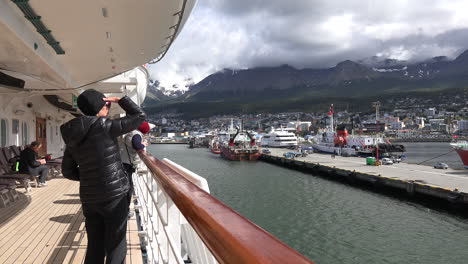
xmin=138 ymin=151 xmax=315 ymax=264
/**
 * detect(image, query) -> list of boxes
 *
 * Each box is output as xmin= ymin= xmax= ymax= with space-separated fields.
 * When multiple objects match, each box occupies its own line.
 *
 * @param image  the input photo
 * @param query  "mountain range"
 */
xmin=144 ymin=49 xmax=468 ymax=117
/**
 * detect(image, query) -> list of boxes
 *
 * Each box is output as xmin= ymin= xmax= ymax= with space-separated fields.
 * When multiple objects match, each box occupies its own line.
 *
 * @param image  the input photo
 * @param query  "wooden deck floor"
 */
xmin=0 ymin=177 xmax=143 ymax=264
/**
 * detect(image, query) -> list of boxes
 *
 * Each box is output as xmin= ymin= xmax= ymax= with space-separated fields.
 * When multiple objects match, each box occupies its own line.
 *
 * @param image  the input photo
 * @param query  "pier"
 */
xmin=262 ymin=149 xmax=468 ymax=206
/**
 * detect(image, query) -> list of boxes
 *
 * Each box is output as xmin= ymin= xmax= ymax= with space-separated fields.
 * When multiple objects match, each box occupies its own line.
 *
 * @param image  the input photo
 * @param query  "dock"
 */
xmin=262 ymin=149 xmax=468 ymax=205
xmin=0 ymin=177 xmax=143 ymax=264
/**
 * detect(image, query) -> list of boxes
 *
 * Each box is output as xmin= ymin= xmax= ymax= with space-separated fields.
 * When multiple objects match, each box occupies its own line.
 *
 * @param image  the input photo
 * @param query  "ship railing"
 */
xmin=133 ymin=155 xmax=216 ymax=264
xmin=135 ymin=151 xmax=315 ymax=264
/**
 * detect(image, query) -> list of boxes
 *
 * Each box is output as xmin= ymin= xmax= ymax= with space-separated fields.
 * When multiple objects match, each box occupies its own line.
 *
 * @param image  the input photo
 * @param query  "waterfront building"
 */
xmin=390 ymin=121 xmax=406 ymax=130
xmin=362 ymin=122 xmax=386 ymax=133
xmin=429 ymin=119 xmax=446 ymax=131
xmin=416 ymin=117 xmax=425 ymax=128
xmin=425 ymin=107 xmax=437 ymax=117
xmin=395 ymin=129 xmax=418 ymax=138
xmin=458 ymin=120 xmax=468 ymax=131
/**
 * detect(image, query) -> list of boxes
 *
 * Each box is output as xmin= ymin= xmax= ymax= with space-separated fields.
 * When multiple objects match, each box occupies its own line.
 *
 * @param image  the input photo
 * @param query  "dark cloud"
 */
xmin=148 ymin=0 xmax=468 ymax=89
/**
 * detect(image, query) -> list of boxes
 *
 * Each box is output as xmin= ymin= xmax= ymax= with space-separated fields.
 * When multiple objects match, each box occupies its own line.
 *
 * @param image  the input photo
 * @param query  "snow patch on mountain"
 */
xmin=148 ymin=78 xmax=195 ymax=97
xmin=372 ymin=66 xmax=407 ymax=72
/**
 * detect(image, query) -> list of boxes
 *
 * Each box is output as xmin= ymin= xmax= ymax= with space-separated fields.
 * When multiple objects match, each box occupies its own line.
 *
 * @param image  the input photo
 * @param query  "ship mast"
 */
xmin=373 ymin=101 xmax=381 ymax=124
xmin=230 ymin=118 xmax=234 ymax=132
xmin=328 ymin=104 xmax=335 ymax=132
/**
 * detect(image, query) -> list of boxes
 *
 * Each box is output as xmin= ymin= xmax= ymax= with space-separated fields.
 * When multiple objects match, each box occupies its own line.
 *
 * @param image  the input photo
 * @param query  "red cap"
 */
xmin=138 ymin=122 xmax=150 ymax=134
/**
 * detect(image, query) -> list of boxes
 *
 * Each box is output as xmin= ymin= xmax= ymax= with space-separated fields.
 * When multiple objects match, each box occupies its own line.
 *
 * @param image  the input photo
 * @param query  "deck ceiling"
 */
xmin=0 ymin=0 xmax=195 ymax=89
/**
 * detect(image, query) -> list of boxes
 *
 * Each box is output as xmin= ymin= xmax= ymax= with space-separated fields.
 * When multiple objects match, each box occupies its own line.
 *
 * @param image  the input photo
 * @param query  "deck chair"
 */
xmin=0 ymin=185 xmax=11 ymax=208
xmin=0 ymin=150 xmax=35 ymax=191
xmin=0 ymin=178 xmax=19 ymax=207
xmin=10 ymin=145 xmax=21 ymax=157
xmin=3 ymin=147 xmax=19 ymax=165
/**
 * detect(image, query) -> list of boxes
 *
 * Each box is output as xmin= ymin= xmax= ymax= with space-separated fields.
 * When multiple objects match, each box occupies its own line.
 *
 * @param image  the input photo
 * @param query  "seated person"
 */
xmin=18 ymin=141 xmax=49 ymax=187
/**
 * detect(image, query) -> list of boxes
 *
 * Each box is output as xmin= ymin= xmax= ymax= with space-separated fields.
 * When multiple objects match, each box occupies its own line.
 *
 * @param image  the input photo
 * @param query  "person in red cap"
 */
xmin=119 ymin=121 xmax=153 ymax=205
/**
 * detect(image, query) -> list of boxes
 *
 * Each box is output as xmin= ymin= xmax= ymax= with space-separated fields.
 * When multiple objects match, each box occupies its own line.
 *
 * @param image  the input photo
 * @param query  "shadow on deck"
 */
xmin=46 ymin=209 xmax=86 ymax=264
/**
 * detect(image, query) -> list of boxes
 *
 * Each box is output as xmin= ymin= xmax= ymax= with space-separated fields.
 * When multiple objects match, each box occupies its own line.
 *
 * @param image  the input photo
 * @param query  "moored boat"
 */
xmin=209 ymin=137 xmax=222 ymax=154
xmin=261 ymin=127 xmax=298 ymax=148
xmin=311 ymin=105 xmax=405 ymax=157
xmin=220 ymin=130 xmax=261 ymax=161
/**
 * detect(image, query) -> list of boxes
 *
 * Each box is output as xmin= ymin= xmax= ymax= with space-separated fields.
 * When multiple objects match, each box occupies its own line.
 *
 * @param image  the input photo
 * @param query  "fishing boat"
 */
xmin=209 ymin=137 xmax=221 ymax=154
xmin=220 ymin=129 xmax=261 ymax=161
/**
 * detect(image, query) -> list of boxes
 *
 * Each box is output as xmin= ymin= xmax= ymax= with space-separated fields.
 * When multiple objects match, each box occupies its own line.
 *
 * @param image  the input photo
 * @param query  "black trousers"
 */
xmin=82 ymin=193 xmax=130 ymax=264
xmin=122 ymin=163 xmax=135 ymax=204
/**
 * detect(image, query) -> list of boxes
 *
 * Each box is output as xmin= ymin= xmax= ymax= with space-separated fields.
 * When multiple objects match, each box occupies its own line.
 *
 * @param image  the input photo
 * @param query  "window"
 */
xmin=1 ymin=119 xmax=8 ymax=147
xmin=12 ymin=119 xmax=19 ymax=134
xmin=22 ymin=122 xmax=29 ymax=146
xmin=50 ymin=125 xmax=53 ymax=142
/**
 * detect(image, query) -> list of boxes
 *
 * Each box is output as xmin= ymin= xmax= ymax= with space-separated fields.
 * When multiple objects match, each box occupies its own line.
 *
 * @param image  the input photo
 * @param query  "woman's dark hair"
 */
xmin=30 ymin=141 xmax=41 ymax=148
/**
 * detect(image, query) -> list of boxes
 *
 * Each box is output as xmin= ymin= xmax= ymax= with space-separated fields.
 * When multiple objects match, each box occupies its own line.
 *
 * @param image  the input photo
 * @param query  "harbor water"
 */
xmin=149 ymin=144 xmax=468 ymax=264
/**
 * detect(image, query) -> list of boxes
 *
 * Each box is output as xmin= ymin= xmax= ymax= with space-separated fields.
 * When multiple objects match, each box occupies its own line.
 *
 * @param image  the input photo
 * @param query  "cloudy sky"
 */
xmin=147 ymin=0 xmax=468 ymax=90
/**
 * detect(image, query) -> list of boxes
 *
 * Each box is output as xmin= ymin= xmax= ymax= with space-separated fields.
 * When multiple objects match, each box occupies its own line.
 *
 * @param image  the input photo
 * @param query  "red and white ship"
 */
xmin=311 ymin=104 xmax=405 ymax=157
xmin=220 ymin=130 xmax=261 ymax=161
xmin=451 ymin=141 xmax=468 ymax=168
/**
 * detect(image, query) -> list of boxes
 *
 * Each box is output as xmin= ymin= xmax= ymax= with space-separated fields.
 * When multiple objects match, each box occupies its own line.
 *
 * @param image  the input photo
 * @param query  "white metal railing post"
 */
xmin=166 ymin=195 xmax=181 ymax=263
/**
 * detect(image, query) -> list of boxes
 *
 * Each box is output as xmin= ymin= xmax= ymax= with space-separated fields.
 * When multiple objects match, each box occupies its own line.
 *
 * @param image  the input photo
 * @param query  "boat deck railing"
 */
xmin=136 ymin=151 xmax=314 ymax=264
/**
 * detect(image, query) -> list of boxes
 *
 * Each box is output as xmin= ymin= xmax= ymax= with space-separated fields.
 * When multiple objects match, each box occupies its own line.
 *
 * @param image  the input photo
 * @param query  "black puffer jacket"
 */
xmin=60 ymin=96 xmax=146 ymax=204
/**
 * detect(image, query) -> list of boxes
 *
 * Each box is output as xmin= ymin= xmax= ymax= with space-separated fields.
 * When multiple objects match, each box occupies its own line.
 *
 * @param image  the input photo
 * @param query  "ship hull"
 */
xmin=261 ymin=144 xmax=297 ymax=148
xmin=311 ymin=144 xmax=356 ymax=156
xmin=455 ymin=148 xmax=468 ymax=167
xmin=220 ymin=147 xmax=261 ymax=161
xmin=210 ymin=148 xmax=221 ymax=154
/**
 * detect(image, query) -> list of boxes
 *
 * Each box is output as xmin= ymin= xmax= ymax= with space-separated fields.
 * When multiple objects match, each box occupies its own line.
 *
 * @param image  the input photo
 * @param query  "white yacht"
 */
xmin=0 ymin=2 xmax=313 ymax=263
xmin=261 ymin=127 xmax=298 ymax=148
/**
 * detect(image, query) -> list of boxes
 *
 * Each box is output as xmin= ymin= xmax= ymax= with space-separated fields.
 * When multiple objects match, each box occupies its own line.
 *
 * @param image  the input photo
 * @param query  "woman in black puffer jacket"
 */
xmin=61 ymin=89 xmax=145 ymax=264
